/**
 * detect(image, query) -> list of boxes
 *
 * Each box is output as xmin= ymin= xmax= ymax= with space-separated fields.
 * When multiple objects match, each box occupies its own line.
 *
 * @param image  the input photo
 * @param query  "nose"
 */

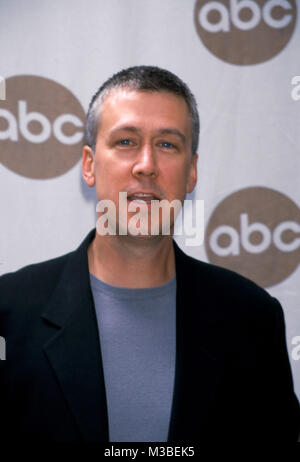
xmin=131 ymin=142 xmax=158 ymax=178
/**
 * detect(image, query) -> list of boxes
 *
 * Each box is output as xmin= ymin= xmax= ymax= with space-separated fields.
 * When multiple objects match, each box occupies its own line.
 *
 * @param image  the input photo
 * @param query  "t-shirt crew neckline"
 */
xmin=89 ymin=272 xmax=176 ymax=300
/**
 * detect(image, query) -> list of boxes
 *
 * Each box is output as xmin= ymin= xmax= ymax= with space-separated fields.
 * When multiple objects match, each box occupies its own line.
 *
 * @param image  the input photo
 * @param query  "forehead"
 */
xmin=98 ymin=88 xmax=191 ymax=135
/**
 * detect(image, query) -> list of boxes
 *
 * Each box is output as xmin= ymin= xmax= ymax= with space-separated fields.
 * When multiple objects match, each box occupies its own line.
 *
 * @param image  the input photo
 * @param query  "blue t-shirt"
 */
xmin=90 ymin=273 xmax=176 ymax=442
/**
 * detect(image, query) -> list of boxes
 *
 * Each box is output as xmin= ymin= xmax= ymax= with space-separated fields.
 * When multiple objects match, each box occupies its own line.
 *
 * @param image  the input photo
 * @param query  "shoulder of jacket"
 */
xmin=0 ymin=250 xmax=74 ymax=313
xmin=177 ymin=248 xmax=281 ymax=319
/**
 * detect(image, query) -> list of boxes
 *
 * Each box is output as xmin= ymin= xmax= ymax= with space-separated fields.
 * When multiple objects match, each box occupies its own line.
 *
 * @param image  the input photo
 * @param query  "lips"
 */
xmin=127 ymin=192 xmax=160 ymax=203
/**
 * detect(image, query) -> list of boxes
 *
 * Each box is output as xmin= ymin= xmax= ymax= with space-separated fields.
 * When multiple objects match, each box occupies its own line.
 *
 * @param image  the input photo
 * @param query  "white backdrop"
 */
xmin=1 ymin=0 xmax=299 ymax=400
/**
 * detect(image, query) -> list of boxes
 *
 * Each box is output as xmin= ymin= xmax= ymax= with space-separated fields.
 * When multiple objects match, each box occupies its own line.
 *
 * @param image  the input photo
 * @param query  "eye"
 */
xmin=118 ymin=139 xmax=132 ymax=146
xmin=159 ymin=141 xmax=176 ymax=149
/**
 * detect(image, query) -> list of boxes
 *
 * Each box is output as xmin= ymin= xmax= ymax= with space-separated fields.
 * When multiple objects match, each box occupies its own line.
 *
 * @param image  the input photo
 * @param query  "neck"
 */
xmin=88 ymin=234 xmax=175 ymax=288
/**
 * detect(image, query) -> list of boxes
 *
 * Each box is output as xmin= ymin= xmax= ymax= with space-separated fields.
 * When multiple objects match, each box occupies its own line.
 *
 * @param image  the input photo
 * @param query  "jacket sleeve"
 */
xmin=265 ymin=297 xmax=300 ymax=441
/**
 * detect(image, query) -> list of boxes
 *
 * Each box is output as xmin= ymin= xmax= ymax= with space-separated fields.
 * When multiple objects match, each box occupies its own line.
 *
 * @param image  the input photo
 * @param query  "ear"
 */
xmin=82 ymin=145 xmax=95 ymax=187
xmin=186 ymin=153 xmax=198 ymax=194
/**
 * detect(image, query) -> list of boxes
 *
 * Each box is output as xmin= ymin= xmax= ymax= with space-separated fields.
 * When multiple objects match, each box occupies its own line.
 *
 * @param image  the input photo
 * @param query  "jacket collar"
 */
xmin=42 ymin=228 xmax=96 ymax=328
xmin=42 ymin=229 xmax=225 ymax=442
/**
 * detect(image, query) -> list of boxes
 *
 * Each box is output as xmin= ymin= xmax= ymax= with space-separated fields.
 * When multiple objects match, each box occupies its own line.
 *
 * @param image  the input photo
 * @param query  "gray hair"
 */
xmin=84 ymin=65 xmax=200 ymax=156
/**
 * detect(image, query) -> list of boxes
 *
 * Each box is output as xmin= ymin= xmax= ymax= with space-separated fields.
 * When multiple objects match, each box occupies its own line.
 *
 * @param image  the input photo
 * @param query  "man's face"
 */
xmin=83 ymin=88 xmax=198 ymax=237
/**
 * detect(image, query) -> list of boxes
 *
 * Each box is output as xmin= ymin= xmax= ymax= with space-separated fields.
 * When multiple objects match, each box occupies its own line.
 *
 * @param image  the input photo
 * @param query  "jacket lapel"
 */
xmin=168 ymin=241 xmax=226 ymax=441
xmin=41 ymin=229 xmax=109 ymax=442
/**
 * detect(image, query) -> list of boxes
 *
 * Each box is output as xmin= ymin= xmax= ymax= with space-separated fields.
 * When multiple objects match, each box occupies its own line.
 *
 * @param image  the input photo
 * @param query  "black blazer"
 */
xmin=0 ymin=228 xmax=299 ymax=442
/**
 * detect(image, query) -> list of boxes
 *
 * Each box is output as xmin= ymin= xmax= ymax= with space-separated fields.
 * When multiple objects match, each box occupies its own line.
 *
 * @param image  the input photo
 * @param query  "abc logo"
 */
xmin=0 ymin=75 xmax=85 ymax=179
xmin=194 ymin=0 xmax=297 ymax=65
xmin=205 ymin=187 xmax=300 ymax=287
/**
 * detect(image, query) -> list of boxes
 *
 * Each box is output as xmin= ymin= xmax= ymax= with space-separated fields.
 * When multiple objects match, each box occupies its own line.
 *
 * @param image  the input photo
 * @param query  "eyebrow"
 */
xmin=110 ymin=125 xmax=187 ymax=145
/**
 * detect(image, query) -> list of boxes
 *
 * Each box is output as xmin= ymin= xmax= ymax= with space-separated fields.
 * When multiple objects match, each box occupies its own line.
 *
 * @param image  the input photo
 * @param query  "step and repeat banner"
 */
xmin=1 ymin=0 xmax=300 ymax=397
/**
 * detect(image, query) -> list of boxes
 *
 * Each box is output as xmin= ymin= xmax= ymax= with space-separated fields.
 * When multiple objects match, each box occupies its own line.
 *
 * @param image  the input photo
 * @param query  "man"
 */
xmin=0 ymin=66 xmax=299 ymax=443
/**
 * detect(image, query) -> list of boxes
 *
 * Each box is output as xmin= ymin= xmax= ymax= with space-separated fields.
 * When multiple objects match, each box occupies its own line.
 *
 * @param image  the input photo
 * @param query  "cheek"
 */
xmin=162 ymin=177 xmax=188 ymax=203
xmin=94 ymin=160 xmax=115 ymax=190
xmin=163 ymin=163 xmax=190 ymax=189
xmin=95 ymin=152 xmax=131 ymax=177
xmin=94 ymin=157 xmax=129 ymax=197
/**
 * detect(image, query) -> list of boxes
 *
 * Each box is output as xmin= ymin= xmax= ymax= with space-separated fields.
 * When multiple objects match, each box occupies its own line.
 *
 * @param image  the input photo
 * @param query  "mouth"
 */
xmin=127 ymin=192 xmax=160 ymax=205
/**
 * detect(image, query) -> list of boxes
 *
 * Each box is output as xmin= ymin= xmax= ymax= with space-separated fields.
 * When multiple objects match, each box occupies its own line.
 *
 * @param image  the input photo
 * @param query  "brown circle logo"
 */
xmin=205 ymin=187 xmax=300 ymax=288
xmin=0 ymin=75 xmax=85 ymax=179
xmin=194 ymin=0 xmax=297 ymax=65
